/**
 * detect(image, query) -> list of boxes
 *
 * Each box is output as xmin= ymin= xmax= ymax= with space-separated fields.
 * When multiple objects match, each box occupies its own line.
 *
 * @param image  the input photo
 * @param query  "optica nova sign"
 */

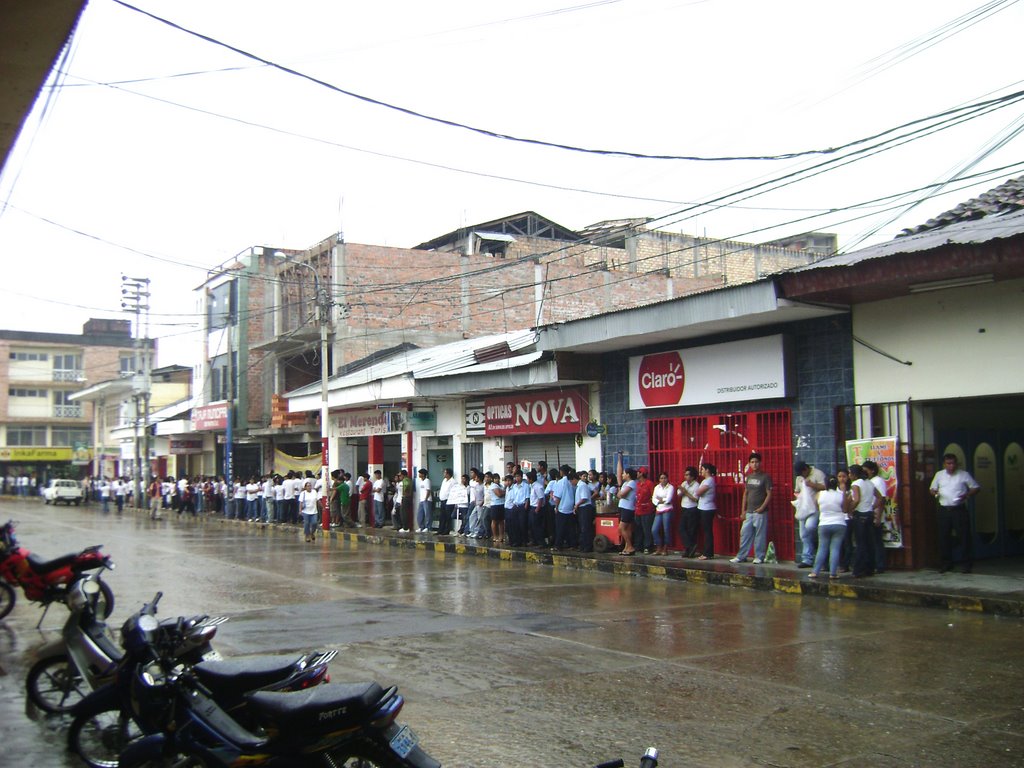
xmin=629 ymin=335 xmax=792 ymax=410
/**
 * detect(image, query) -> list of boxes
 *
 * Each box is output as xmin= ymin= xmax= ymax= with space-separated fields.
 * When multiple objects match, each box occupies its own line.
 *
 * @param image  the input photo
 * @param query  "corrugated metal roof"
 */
xmin=286 ymin=329 xmax=538 ymax=399
xmin=793 ymin=207 xmax=1024 ymax=271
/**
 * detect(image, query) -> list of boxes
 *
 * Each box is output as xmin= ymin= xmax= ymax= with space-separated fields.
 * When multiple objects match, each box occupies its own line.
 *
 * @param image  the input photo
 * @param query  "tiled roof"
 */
xmin=899 ymin=174 xmax=1024 ymax=237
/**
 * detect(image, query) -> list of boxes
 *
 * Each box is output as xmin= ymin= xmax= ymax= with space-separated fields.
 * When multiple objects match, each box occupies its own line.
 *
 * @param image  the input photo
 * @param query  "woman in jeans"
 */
xmin=810 ymin=474 xmax=847 ymax=579
xmin=298 ymin=480 xmax=320 ymax=543
xmin=651 ymin=472 xmax=675 ymax=555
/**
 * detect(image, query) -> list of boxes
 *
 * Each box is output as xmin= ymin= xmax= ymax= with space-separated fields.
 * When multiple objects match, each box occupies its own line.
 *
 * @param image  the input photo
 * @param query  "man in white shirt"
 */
xmin=435 ymin=468 xmax=454 ymax=535
xmin=929 ymin=453 xmax=981 ymax=574
xmin=415 ymin=468 xmax=432 ymax=533
xmin=371 ymin=470 xmax=385 ymax=527
xmin=279 ymin=472 xmax=294 ymax=523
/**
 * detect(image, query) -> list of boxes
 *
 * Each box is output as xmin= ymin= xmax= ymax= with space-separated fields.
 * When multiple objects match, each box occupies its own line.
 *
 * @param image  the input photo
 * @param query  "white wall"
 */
xmin=853 ymin=278 xmax=1024 ymax=403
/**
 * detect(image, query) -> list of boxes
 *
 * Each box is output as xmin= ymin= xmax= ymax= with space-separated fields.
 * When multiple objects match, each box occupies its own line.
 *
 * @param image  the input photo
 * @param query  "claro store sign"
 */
xmin=484 ymin=388 xmax=589 ymax=436
xmin=629 ymin=335 xmax=793 ymax=410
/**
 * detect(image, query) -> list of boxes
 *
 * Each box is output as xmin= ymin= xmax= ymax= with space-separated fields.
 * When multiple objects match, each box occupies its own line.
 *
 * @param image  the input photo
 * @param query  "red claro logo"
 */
xmin=638 ymin=351 xmax=685 ymax=407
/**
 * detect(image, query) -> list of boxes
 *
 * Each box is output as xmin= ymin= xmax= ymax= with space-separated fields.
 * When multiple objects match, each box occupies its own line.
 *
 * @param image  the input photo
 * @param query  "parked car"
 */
xmin=43 ymin=479 xmax=84 ymax=505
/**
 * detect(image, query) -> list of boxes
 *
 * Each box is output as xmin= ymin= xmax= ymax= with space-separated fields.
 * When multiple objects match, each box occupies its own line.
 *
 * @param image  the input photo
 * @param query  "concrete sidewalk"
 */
xmin=215 ymin=516 xmax=1024 ymax=617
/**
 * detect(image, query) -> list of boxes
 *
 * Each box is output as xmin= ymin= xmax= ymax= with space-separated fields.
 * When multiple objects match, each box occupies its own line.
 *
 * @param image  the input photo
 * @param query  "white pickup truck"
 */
xmin=43 ymin=478 xmax=84 ymax=505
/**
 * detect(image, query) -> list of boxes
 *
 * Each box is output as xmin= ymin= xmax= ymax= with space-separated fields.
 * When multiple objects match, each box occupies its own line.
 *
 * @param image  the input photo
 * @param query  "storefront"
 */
xmin=480 ymin=387 xmax=592 ymax=473
xmin=535 ymin=280 xmax=851 ymax=562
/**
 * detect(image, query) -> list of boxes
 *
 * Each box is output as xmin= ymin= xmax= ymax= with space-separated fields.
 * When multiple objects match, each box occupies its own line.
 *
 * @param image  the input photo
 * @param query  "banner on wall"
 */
xmin=273 ymin=449 xmax=323 ymax=476
xmin=845 ymin=436 xmax=903 ymax=548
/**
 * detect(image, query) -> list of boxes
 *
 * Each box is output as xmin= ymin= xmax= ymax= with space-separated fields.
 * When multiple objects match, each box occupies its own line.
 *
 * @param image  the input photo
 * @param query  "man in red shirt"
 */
xmin=634 ymin=466 xmax=656 ymax=554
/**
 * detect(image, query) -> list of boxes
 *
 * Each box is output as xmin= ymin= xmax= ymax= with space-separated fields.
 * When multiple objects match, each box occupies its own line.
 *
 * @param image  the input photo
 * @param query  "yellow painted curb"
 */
xmin=647 ymin=565 xmax=667 ymax=577
xmin=829 ymin=583 xmax=858 ymax=598
xmin=685 ymin=569 xmax=707 ymax=584
xmin=730 ymin=574 xmax=756 ymax=588
xmin=947 ymin=596 xmax=984 ymax=612
xmin=773 ymin=578 xmax=802 ymax=594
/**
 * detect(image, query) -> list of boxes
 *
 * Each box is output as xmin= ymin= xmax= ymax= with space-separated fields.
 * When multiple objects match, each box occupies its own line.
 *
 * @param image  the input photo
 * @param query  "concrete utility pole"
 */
xmin=276 ymin=252 xmax=332 ymax=519
xmin=121 ymin=275 xmax=151 ymax=507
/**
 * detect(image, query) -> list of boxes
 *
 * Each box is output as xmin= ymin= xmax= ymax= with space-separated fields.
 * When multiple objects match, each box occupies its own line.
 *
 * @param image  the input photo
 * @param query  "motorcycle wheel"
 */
xmin=0 ymin=581 xmax=14 ymax=619
xmin=26 ymin=653 xmax=87 ymax=713
xmin=68 ymin=708 xmax=144 ymax=768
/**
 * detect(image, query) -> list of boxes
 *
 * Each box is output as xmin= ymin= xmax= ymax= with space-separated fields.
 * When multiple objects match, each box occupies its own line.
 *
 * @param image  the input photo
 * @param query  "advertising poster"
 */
xmin=845 ymin=437 xmax=903 ymax=548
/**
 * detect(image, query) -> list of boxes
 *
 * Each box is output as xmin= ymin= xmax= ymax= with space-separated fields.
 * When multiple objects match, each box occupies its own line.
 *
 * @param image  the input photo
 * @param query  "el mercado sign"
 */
xmin=628 ymin=335 xmax=792 ymax=410
xmin=484 ymin=388 xmax=588 ymax=436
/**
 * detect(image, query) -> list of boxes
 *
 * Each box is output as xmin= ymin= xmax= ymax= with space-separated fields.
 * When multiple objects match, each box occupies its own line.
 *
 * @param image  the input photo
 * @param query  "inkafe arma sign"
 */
xmin=629 ymin=335 xmax=792 ymax=410
xmin=484 ymin=388 xmax=589 ymax=436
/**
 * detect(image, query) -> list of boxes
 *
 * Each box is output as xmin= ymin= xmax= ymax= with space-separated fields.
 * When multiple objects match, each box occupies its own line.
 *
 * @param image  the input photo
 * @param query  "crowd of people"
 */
xmin=20 ymin=449 xmax=982 ymax=574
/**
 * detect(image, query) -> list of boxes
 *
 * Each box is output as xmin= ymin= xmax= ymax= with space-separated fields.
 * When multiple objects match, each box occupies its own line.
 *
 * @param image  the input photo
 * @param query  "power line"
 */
xmin=109 ymin=0 xmax=1024 ymax=164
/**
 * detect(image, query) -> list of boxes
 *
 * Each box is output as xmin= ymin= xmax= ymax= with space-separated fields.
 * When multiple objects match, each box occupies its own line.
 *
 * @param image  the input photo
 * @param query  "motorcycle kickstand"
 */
xmin=35 ymin=602 xmax=52 ymax=629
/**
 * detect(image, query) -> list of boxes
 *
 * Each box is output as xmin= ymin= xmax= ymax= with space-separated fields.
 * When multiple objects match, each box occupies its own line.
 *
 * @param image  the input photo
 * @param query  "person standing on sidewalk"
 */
xmin=862 ymin=460 xmax=889 ymax=574
xmin=847 ymin=465 xmax=879 ymax=578
xmin=435 ymin=468 xmax=454 ymax=536
xmin=415 ymin=468 xmax=432 ymax=533
xmin=929 ymin=454 xmax=981 ymax=574
xmin=794 ymin=462 xmax=826 ymax=568
xmin=731 ymin=453 xmax=773 ymax=564
xmin=695 ymin=462 xmax=718 ymax=560
xmin=651 ymin=471 xmax=675 ymax=556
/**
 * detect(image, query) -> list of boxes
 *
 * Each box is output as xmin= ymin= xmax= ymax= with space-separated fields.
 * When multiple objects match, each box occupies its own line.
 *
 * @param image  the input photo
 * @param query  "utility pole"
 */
xmin=275 ymin=252 xmax=332 ymax=522
xmin=121 ymin=275 xmax=151 ymax=507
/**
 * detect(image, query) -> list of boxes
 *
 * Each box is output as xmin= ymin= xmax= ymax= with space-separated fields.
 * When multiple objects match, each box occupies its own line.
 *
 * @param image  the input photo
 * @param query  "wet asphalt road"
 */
xmin=1 ymin=499 xmax=1022 ymax=768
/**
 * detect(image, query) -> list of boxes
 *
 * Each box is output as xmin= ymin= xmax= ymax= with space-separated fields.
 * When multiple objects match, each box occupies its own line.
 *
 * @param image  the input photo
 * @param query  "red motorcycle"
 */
xmin=0 ymin=520 xmax=115 ymax=624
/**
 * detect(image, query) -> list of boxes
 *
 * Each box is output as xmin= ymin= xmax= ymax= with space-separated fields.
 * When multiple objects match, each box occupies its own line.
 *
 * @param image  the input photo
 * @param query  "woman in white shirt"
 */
xmin=651 ymin=472 xmax=675 ymax=556
xmin=810 ymin=475 xmax=847 ymax=579
xmin=677 ymin=466 xmax=700 ymax=558
xmin=695 ymin=463 xmax=717 ymax=560
xmin=298 ymin=480 xmax=320 ymax=542
xmin=848 ymin=465 xmax=879 ymax=578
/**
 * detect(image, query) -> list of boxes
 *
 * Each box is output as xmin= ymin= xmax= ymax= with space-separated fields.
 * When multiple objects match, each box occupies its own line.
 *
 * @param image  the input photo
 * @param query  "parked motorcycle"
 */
xmin=119 ymin=671 xmax=439 ymax=768
xmin=68 ymin=591 xmax=336 ymax=768
xmin=0 ymin=519 xmax=115 ymax=624
xmin=26 ymin=576 xmax=225 ymax=714
xmin=106 ymin=592 xmax=436 ymax=768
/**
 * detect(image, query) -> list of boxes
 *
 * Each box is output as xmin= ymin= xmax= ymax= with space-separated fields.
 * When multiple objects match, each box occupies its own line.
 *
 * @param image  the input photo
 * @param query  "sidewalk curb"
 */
xmin=201 ymin=514 xmax=1024 ymax=617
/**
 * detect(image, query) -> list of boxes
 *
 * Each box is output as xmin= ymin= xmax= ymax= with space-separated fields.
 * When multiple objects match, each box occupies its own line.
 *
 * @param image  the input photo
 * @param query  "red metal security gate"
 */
xmin=648 ymin=410 xmax=794 ymax=560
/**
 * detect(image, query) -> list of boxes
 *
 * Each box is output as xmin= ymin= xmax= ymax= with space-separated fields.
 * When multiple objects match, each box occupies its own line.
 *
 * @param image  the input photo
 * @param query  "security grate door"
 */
xmin=648 ymin=410 xmax=794 ymax=560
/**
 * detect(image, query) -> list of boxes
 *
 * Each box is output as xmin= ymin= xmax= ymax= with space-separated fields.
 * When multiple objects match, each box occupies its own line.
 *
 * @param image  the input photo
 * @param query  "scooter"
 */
xmin=68 ymin=591 xmax=336 ymax=768
xmin=26 ymin=575 xmax=225 ymax=714
xmin=0 ymin=519 xmax=115 ymax=625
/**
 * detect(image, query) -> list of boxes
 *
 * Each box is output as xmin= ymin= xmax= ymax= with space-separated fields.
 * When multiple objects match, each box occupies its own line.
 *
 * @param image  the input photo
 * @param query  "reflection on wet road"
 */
xmin=2 ymin=503 xmax=1022 ymax=767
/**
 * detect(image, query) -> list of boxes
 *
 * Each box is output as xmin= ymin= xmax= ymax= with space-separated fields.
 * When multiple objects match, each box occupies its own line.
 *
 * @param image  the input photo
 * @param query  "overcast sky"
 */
xmin=1 ymin=0 xmax=1021 ymax=365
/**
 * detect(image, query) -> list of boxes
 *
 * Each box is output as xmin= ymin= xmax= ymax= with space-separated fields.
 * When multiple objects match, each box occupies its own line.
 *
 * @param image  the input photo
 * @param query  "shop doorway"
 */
xmin=648 ymin=410 xmax=793 ymax=560
xmin=937 ymin=423 xmax=1024 ymax=560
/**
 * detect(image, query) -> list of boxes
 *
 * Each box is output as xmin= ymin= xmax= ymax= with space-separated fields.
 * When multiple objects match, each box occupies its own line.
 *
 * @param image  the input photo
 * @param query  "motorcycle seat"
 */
xmin=26 ymin=552 xmax=80 ymax=573
xmin=246 ymin=681 xmax=385 ymax=729
xmin=194 ymin=654 xmax=306 ymax=693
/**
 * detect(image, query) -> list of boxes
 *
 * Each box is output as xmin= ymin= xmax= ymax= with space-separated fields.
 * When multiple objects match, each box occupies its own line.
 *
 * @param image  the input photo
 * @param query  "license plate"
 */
xmin=201 ymin=650 xmax=223 ymax=661
xmin=390 ymin=725 xmax=418 ymax=758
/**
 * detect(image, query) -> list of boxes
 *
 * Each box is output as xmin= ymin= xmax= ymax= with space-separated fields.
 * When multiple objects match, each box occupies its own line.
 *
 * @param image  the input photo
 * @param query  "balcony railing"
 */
xmin=54 ymin=405 xmax=83 ymax=418
xmin=53 ymin=369 xmax=85 ymax=382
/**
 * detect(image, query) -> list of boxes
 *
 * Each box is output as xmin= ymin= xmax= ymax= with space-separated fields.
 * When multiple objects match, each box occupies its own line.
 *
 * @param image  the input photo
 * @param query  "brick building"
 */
xmin=0 ymin=318 xmax=141 ymax=489
xmin=185 ymin=212 xmax=823 ymax=479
